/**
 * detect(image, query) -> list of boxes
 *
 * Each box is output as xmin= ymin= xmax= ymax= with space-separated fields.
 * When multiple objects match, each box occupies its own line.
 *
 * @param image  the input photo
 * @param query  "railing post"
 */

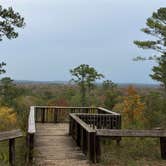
xmin=69 ymin=116 xmax=72 ymax=135
xmin=160 ymin=137 xmax=166 ymax=159
xmin=96 ymin=136 xmax=101 ymax=162
xmin=28 ymin=134 xmax=34 ymax=163
xmin=87 ymin=131 xmax=96 ymax=163
xmin=76 ymin=123 xmax=81 ymax=146
xmin=42 ymin=108 xmax=45 ymax=123
xmin=116 ymin=115 xmax=122 ymax=145
xmin=54 ymin=108 xmax=58 ymax=123
xmin=9 ymin=138 xmax=15 ymax=166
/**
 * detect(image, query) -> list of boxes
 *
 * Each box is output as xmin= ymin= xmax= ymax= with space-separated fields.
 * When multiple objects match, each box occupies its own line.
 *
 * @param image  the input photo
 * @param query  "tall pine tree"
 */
xmin=134 ymin=8 xmax=166 ymax=91
xmin=0 ymin=5 xmax=25 ymax=73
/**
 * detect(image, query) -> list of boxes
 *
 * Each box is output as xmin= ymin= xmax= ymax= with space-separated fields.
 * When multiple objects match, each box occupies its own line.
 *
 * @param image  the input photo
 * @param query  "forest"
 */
xmin=0 ymin=2 xmax=166 ymax=166
xmin=0 ymin=78 xmax=166 ymax=165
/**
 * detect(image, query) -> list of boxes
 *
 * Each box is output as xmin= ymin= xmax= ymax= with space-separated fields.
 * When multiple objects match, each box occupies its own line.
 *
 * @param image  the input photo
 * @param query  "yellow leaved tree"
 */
xmin=0 ymin=107 xmax=18 ymax=131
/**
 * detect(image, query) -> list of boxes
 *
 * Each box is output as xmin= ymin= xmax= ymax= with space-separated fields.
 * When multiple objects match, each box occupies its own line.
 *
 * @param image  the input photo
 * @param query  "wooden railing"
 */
xmin=97 ymin=129 xmax=166 ymax=160
xmin=69 ymin=112 xmax=121 ymax=163
xmin=28 ymin=106 xmax=166 ymax=163
xmin=34 ymin=106 xmax=96 ymax=123
xmin=0 ymin=129 xmax=23 ymax=166
xmin=69 ymin=113 xmax=166 ymax=163
xmin=26 ymin=106 xmax=122 ymax=163
xmin=69 ymin=113 xmax=98 ymax=162
xmin=78 ymin=113 xmax=121 ymax=129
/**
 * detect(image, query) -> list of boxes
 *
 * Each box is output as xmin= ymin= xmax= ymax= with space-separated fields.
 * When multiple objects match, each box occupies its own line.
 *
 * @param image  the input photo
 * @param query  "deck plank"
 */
xmin=34 ymin=123 xmax=91 ymax=166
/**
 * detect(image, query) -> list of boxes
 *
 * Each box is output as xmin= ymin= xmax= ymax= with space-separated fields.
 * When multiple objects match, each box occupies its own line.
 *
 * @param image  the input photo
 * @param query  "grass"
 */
xmin=99 ymin=137 xmax=166 ymax=166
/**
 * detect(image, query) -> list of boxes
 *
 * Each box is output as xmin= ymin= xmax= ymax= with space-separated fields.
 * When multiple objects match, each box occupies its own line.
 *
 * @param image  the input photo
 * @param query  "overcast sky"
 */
xmin=0 ymin=0 xmax=166 ymax=83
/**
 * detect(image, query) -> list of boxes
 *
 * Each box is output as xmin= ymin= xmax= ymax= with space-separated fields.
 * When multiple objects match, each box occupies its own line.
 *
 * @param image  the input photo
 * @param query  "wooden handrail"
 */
xmin=34 ymin=106 xmax=97 ymax=109
xmin=69 ymin=113 xmax=97 ymax=163
xmin=97 ymin=129 xmax=166 ymax=137
xmin=33 ymin=106 xmax=119 ymax=115
xmin=70 ymin=113 xmax=95 ymax=132
xmin=0 ymin=129 xmax=23 ymax=141
xmin=96 ymin=129 xmax=166 ymax=160
xmin=97 ymin=107 xmax=120 ymax=115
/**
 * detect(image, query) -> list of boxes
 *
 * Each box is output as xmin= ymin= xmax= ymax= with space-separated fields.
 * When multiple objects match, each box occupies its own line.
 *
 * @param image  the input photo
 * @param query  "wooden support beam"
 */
xmin=76 ymin=123 xmax=81 ymax=146
xmin=96 ymin=136 xmax=101 ymax=162
xmin=87 ymin=131 xmax=96 ymax=163
xmin=28 ymin=133 xmax=34 ymax=163
xmin=160 ymin=137 xmax=166 ymax=159
xmin=42 ymin=108 xmax=45 ymax=123
xmin=9 ymin=138 xmax=15 ymax=166
xmin=54 ymin=108 xmax=58 ymax=123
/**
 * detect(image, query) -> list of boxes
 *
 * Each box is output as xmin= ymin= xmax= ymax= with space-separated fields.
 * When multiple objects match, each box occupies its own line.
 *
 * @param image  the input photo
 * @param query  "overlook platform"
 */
xmin=25 ymin=106 xmax=166 ymax=166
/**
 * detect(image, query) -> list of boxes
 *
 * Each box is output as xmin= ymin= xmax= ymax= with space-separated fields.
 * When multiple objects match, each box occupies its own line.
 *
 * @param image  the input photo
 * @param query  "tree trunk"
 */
xmin=81 ymin=83 xmax=86 ymax=107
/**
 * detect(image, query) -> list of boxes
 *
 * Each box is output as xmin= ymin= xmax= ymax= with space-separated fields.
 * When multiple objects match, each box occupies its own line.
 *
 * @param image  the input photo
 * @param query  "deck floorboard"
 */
xmin=34 ymin=123 xmax=91 ymax=166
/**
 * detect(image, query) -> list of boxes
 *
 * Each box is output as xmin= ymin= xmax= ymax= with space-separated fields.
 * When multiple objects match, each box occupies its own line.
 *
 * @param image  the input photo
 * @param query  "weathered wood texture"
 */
xmin=27 ymin=106 xmax=36 ymax=163
xmin=69 ymin=114 xmax=97 ymax=163
xmin=34 ymin=123 xmax=91 ymax=166
xmin=28 ymin=106 xmax=36 ymax=134
xmin=0 ymin=129 xmax=23 ymax=141
xmin=97 ymin=129 xmax=166 ymax=137
xmin=97 ymin=129 xmax=166 ymax=160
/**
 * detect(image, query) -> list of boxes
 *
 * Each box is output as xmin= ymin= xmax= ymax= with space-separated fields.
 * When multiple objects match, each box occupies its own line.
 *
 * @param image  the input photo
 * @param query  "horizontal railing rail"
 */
xmin=97 ymin=107 xmax=120 ymax=115
xmin=97 ymin=129 xmax=166 ymax=137
xmin=77 ymin=113 xmax=121 ymax=129
xmin=34 ymin=106 xmax=96 ymax=123
xmin=0 ymin=129 xmax=23 ymax=166
xmin=96 ymin=129 xmax=166 ymax=159
xmin=33 ymin=106 xmax=119 ymax=123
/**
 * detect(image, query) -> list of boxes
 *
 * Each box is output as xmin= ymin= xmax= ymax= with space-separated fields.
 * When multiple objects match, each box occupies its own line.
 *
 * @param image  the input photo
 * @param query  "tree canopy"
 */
xmin=134 ymin=8 xmax=166 ymax=58
xmin=0 ymin=5 xmax=25 ymax=41
xmin=134 ymin=8 xmax=166 ymax=91
xmin=0 ymin=5 xmax=25 ymax=74
xmin=70 ymin=64 xmax=104 ymax=106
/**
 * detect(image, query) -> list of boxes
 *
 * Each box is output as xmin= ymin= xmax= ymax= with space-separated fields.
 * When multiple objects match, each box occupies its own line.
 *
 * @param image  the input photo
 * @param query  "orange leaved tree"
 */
xmin=114 ymin=86 xmax=145 ymax=129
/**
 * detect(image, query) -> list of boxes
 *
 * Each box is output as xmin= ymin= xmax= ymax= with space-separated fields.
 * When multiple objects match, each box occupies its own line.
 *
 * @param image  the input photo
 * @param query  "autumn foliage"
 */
xmin=114 ymin=86 xmax=145 ymax=128
xmin=0 ymin=107 xmax=18 ymax=131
